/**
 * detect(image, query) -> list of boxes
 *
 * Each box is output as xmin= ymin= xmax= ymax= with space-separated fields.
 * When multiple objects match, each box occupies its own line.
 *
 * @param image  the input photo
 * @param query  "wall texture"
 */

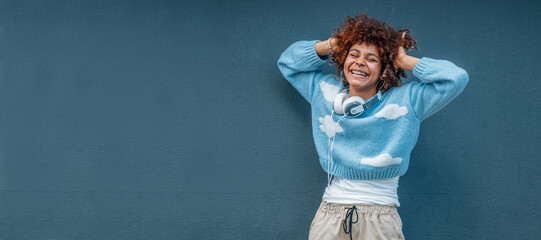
xmin=0 ymin=0 xmax=539 ymax=239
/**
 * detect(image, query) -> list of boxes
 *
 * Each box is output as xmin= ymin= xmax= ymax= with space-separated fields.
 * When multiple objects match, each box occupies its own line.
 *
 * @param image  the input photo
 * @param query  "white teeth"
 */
xmin=352 ymin=70 xmax=368 ymax=76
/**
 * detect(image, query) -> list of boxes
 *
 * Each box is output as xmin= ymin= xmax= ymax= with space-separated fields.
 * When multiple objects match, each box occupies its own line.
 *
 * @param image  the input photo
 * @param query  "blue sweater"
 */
xmin=277 ymin=40 xmax=469 ymax=180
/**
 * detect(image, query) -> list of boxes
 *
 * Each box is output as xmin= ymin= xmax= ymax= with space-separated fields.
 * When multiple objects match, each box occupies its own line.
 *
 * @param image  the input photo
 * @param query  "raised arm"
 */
xmin=277 ymin=40 xmax=333 ymax=103
xmin=314 ymin=38 xmax=337 ymax=58
xmin=395 ymin=33 xmax=469 ymax=121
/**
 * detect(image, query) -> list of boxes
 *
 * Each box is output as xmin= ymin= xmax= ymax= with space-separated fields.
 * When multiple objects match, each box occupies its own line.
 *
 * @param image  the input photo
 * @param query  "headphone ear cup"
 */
xmin=333 ymin=92 xmax=348 ymax=115
xmin=343 ymin=96 xmax=365 ymax=117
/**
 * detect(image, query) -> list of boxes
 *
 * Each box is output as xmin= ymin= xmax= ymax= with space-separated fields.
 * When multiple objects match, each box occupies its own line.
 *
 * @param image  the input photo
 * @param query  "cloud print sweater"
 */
xmin=277 ymin=40 xmax=469 ymax=180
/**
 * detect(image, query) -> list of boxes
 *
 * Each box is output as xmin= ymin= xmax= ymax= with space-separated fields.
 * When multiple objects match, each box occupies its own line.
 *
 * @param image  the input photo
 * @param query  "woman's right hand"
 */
xmin=315 ymin=38 xmax=336 ymax=58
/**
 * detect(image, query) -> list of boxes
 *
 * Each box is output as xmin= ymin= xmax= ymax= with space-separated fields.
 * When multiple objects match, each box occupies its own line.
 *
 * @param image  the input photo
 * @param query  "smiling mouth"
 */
xmin=350 ymin=70 xmax=369 ymax=78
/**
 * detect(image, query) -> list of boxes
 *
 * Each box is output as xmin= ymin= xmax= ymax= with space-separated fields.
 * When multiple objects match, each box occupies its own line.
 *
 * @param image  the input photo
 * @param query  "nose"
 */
xmin=355 ymin=59 xmax=365 ymax=66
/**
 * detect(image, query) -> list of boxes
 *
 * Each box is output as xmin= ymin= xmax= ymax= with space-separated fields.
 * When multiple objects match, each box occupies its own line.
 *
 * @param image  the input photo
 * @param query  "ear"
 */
xmin=340 ymin=71 xmax=349 ymax=85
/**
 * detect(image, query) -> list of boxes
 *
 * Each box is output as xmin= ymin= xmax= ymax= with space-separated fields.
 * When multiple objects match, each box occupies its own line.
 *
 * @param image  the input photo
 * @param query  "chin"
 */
xmin=348 ymin=80 xmax=375 ymax=89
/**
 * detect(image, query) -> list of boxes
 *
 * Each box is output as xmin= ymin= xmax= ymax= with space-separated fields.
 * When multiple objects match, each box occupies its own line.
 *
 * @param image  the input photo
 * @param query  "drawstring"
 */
xmin=343 ymin=206 xmax=358 ymax=240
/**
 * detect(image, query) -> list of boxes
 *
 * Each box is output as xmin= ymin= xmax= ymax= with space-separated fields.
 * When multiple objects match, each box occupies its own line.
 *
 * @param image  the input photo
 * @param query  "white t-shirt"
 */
xmin=322 ymin=176 xmax=400 ymax=207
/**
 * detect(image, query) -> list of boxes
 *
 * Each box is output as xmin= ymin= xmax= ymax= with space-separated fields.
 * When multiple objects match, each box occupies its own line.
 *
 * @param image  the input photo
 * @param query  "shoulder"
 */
xmin=384 ymin=81 xmax=417 ymax=98
xmin=313 ymin=74 xmax=344 ymax=102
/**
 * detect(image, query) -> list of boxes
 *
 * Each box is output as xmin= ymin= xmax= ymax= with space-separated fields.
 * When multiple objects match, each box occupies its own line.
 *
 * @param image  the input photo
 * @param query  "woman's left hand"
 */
xmin=394 ymin=32 xmax=420 ymax=71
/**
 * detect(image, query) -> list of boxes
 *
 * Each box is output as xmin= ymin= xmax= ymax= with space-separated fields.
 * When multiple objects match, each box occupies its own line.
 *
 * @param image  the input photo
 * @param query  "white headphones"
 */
xmin=333 ymin=89 xmax=382 ymax=117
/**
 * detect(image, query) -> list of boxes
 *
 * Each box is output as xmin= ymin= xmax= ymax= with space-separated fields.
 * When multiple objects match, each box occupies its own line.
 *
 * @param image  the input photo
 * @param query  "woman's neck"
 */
xmin=349 ymin=87 xmax=377 ymax=100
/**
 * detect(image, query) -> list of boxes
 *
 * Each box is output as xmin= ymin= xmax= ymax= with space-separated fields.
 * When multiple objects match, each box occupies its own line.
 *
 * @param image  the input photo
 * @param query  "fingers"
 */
xmin=400 ymin=32 xmax=407 ymax=50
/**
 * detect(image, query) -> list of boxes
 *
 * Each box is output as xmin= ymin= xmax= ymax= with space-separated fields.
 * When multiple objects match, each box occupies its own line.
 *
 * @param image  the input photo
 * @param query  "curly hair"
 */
xmin=331 ymin=13 xmax=416 ymax=92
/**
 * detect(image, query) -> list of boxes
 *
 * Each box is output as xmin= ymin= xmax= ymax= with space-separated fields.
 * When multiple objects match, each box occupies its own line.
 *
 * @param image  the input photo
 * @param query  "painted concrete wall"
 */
xmin=0 ymin=0 xmax=539 ymax=239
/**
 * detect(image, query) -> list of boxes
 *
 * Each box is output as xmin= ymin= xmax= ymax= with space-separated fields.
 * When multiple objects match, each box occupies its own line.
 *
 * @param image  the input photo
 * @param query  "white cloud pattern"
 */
xmin=320 ymin=81 xmax=341 ymax=102
xmin=375 ymin=104 xmax=408 ymax=120
xmin=361 ymin=153 xmax=402 ymax=167
xmin=319 ymin=115 xmax=343 ymax=138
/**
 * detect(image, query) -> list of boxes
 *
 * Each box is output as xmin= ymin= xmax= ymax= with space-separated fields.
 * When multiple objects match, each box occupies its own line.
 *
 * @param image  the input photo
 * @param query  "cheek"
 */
xmin=372 ymin=73 xmax=381 ymax=81
xmin=370 ymin=64 xmax=382 ymax=77
xmin=343 ymin=58 xmax=353 ymax=69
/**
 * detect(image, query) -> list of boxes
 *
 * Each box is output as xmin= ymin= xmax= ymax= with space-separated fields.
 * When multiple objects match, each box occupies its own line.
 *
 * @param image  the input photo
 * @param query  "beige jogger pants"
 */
xmin=308 ymin=200 xmax=405 ymax=240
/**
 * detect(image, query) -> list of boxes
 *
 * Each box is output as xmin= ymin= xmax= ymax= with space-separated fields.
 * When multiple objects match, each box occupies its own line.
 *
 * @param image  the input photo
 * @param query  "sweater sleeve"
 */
xmin=409 ymin=57 xmax=469 ymax=121
xmin=277 ymin=40 xmax=329 ymax=104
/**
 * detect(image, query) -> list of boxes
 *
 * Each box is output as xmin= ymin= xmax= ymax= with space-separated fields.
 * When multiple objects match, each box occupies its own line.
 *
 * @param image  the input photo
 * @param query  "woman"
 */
xmin=277 ymin=13 xmax=468 ymax=239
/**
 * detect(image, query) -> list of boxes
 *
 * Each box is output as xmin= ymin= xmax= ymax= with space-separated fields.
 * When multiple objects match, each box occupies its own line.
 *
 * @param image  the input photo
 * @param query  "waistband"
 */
xmin=318 ymin=200 xmax=398 ymax=216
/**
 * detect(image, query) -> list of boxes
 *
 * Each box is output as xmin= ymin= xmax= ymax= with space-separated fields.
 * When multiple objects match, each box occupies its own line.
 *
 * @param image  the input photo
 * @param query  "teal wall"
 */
xmin=0 ymin=0 xmax=539 ymax=239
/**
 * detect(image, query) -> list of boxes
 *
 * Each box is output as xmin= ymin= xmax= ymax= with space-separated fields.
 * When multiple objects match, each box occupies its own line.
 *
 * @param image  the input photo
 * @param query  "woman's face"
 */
xmin=343 ymin=43 xmax=382 ymax=93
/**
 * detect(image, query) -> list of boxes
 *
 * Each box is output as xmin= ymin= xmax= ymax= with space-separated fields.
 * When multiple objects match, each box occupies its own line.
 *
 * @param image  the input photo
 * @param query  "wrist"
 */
xmin=327 ymin=38 xmax=332 ymax=50
xmin=315 ymin=39 xmax=334 ymax=58
xmin=397 ymin=55 xmax=420 ymax=71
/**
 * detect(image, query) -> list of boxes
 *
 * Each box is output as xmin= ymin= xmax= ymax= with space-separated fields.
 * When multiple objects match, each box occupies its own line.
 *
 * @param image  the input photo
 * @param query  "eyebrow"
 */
xmin=350 ymin=49 xmax=380 ymax=60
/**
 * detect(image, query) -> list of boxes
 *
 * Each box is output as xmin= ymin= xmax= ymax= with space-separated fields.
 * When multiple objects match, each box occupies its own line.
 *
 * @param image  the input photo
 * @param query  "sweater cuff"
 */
xmin=412 ymin=57 xmax=436 ymax=79
xmin=302 ymin=40 xmax=328 ymax=69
